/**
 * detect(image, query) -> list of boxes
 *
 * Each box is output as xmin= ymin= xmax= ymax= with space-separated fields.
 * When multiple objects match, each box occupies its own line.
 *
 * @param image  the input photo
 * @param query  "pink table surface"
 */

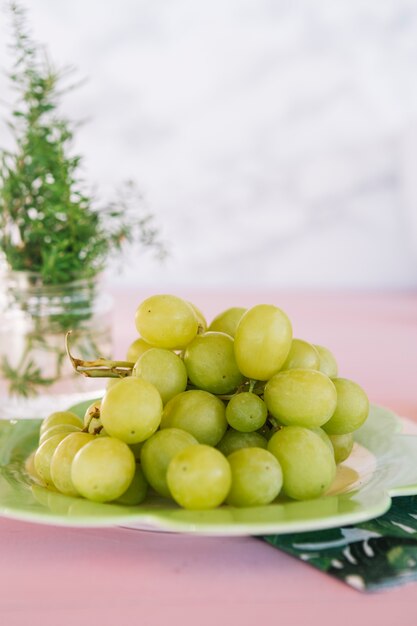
xmin=1 ymin=288 xmax=417 ymax=626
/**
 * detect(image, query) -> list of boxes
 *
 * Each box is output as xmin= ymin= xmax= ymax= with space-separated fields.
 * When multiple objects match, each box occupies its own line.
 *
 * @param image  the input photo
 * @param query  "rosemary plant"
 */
xmin=0 ymin=2 xmax=166 ymax=398
xmin=0 ymin=2 xmax=166 ymax=284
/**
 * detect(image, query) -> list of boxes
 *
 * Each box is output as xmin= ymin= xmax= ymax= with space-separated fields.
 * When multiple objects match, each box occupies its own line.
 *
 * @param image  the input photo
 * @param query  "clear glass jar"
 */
xmin=0 ymin=271 xmax=112 ymax=420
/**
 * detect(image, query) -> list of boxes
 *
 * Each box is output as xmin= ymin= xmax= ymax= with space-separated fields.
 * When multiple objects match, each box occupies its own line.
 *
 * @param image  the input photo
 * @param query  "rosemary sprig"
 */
xmin=0 ymin=2 xmax=167 ymax=285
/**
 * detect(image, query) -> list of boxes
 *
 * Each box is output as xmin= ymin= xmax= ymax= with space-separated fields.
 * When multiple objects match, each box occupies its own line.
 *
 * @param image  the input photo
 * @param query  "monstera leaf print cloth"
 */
xmin=263 ymin=496 xmax=417 ymax=591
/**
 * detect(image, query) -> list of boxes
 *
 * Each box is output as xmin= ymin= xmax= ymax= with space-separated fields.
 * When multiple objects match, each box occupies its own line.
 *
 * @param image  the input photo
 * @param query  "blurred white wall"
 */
xmin=1 ymin=0 xmax=417 ymax=289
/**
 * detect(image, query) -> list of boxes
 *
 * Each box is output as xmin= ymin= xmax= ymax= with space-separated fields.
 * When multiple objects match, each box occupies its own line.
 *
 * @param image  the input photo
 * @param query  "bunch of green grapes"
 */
xmin=26 ymin=294 xmax=369 ymax=510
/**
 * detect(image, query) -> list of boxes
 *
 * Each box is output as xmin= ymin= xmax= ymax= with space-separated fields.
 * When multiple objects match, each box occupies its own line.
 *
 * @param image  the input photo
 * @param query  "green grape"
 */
xmin=188 ymin=302 xmax=207 ymax=333
xmin=50 ymin=432 xmax=95 ymax=496
xmin=217 ymin=430 xmax=268 ymax=456
xmin=161 ymin=390 xmax=227 ymax=446
xmin=126 ymin=337 xmax=153 ymax=363
xmin=116 ymin=464 xmax=148 ymax=505
xmin=39 ymin=423 xmax=82 ymax=444
xmin=314 ymin=344 xmax=338 ymax=378
xmin=135 ymin=294 xmax=198 ymax=350
xmin=264 ymin=369 xmax=337 ymax=428
xmin=281 ymin=339 xmax=320 ymax=371
xmin=71 ymin=437 xmax=136 ymax=502
xmin=83 ymin=399 xmax=103 ymax=434
xmin=322 ymin=378 xmax=369 ymax=435
xmin=226 ymin=448 xmax=283 ymax=507
xmin=40 ymin=411 xmax=82 ymax=436
xmin=167 ymin=444 xmax=231 ymax=510
xmin=100 ymin=376 xmax=162 ymax=444
xmin=140 ymin=428 xmax=198 ymax=498
xmin=268 ymin=426 xmax=336 ymax=500
xmin=234 ymin=304 xmax=292 ymax=380
xmin=208 ymin=307 xmax=246 ymax=337
xmin=225 ymin=392 xmax=267 ymax=432
xmin=133 ymin=348 xmax=188 ymax=404
xmin=34 ymin=433 xmax=71 ymax=487
xmin=183 ymin=332 xmax=244 ymax=395
xmin=329 ymin=433 xmax=354 ymax=464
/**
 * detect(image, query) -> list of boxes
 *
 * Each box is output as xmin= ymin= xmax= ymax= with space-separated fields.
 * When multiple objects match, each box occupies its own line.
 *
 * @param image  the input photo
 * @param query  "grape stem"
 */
xmin=66 ymin=332 xmax=267 ymax=400
xmin=65 ymin=331 xmax=134 ymax=378
xmin=211 ymin=380 xmax=265 ymax=401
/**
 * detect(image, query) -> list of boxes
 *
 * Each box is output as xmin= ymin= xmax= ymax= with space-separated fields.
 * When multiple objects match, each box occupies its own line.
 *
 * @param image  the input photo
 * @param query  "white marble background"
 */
xmin=1 ymin=0 xmax=417 ymax=289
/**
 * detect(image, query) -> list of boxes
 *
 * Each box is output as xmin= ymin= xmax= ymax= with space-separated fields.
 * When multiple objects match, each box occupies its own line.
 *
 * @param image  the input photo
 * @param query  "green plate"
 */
xmin=1 ymin=404 xmax=417 ymax=536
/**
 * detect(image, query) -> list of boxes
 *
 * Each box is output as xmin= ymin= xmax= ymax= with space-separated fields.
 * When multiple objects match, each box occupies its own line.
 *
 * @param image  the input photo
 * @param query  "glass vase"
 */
xmin=0 ymin=270 xmax=112 ymax=420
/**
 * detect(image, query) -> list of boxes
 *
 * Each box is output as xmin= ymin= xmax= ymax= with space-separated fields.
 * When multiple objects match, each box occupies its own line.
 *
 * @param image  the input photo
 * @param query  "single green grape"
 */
xmin=264 ymin=369 xmax=337 ymax=428
xmin=116 ymin=464 xmax=148 ymax=505
xmin=126 ymin=337 xmax=153 ymax=363
xmin=167 ymin=444 xmax=232 ymax=510
xmin=34 ymin=433 xmax=71 ymax=487
xmin=226 ymin=448 xmax=283 ymax=507
xmin=83 ymin=399 xmax=103 ymax=434
xmin=234 ymin=304 xmax=292 ymax=380
xmin=329 ymin=433 xmax=355 ymax=464
xmin=71 ymin=437 xmax=136 ymax=502
xmin=268 ymin=426 xmax=336 ymax=500
xmin=314 ymin=345 xmax=338 ymax=378
xmin=208 ymin=307 xmax=247 ymax=337
xmin=40 ymin=411 xmax=82 ymax=436
xmin=225 ymin=392 xmax=267 ymax=432
xmin=281 ymin=338 xmax=320 ymax=371
xmin=50 ymin=432 xmax=95 ymax=496
xmin=100 ymin=376 xmax=162 ymax=443
xmin=39 ymin=423 xmax=82 ymax=445
xmin=135 ymin=294 xmax=198 ymax=350
xmin=160 ymin=390 xmax=227 ymax=446
xmin=323 ymin=378 xmax=369 ymax=435
xmin=140 ymin=428 xmax=198 ymax=498
xmin=183 ymin=332 xmax=244 ymax=395
xmin=133 ymin=348 xmax=188 ymax=404
xmin=216 ymin=430 xmax=268 ymax=456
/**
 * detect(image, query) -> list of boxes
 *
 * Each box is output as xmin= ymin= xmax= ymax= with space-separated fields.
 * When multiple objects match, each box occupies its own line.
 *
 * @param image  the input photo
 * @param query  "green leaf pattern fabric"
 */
xmin=263 ymin=495 xmax=417 ymax=591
